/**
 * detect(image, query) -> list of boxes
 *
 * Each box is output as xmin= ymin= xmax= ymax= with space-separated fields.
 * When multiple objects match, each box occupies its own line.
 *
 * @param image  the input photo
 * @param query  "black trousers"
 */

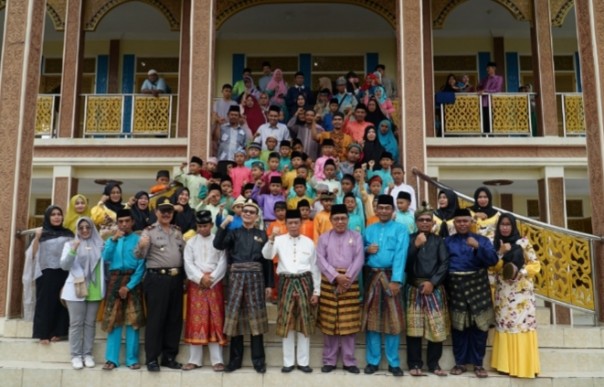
xmin=143 ymin=271 xmax=184 ymax=363
xmin=228 ymin=334 xmax=266 ymax=369
xmin=406 ymin=336 xmax=443 ymax=370
xmin=33 ymin=269 xmax=69 ymax=340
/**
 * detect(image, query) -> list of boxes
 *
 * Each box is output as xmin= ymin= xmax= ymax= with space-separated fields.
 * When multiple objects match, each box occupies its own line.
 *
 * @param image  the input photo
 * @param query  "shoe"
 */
xmin=254 ymin=364 xmax=267 ymax=373
xmin=161 ymin=358 xmax=182 ymax=370
xmin=321 ymin=365 xmax=336 ymax=373
xmin=71 ymin=357 xmax=84 ymax=370
xmin=83 ymin=355 xmax=95 ymax=368
xmin=281 ymin=365 xmax=295 ymax=373
xmin=297 ymin=365 xmax=313 ymax=373
xmin=224 ymin=363 xmax=241 ymax=373
xmin=212 ymin=363 xmax=224 ymax=372
xmin=102 ymin=361 xmax=117 ymax=371
xmin=146 ymin=360 xmax=160 ymax=372
xmin=364 ymin=364 xmax=379 ymax=374
xmin=343 ymin=365 xmax=360 ymax=374
xmin=388 ymin=366 xmax=404 ymax=376
xmin=182 ymin=363 xmax=201 ymax=371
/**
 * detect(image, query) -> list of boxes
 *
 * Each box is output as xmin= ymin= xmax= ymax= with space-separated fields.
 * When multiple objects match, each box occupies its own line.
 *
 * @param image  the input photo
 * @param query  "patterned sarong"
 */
xmin=405 ymin=282 xmax=450 ymax=342
xmin=446 ymin=269 xmax=495 ymax=331
xmin=361 ymin=268 xmax=404 ymax=334
xmin=276 ymin=271 xmax=317 ymax=337
xmin=224 ymin=262 xmax=269 ymax=336
xmin=101 ymin=270 xmax=145 ymax=332
xmin=184 ymin=280 xmax=227 ymax=345
xmin=318 ymin=270 xmax=361 ymax=336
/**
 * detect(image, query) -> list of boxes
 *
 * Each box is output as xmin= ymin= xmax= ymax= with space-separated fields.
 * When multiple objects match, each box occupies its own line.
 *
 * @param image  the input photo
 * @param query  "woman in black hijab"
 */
xmin=432 ymin=189 xmax=458 ymax=237
xmin=32 ymin=205 xmax=74 ymax=344
xmin=365 ymin=97 xmax=387 ymax=128
xmin=130 ymin=191 xmax=157 ymax=232
xmin=361 ymin=126 xmax=386 ymax=165
xmin=91 ymin=182 xmax=125 ymax=228
xmin=470 ymin=186 xmax=500 ymax=242
xmin=170 ymin=187 xmax=196 ymax=238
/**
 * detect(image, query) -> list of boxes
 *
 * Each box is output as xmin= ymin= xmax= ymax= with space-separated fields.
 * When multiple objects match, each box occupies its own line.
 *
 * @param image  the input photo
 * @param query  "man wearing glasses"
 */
xmin=404 ymin=203 xmax=450 ymax=377
xmin=362 ymin=195 xmax=409 ymax=377
xmin=213 ymin=199 xmax=273 ymax=373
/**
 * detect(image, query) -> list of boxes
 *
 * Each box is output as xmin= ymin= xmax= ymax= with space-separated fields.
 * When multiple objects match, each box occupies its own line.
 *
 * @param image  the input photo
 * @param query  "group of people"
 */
xmin=25 ymin=159 xmax=540 ymax=379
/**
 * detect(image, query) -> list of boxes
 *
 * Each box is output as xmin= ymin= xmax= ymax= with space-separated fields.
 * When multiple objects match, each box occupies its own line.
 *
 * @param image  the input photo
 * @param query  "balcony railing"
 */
xmin=557 ymin=92 xmax=586 ymax=136
xmin=34 ymin=94 xmax=60 ymax=138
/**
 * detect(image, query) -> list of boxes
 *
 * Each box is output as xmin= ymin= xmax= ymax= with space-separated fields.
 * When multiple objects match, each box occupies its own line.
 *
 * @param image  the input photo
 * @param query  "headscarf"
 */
xmin=40 ymin=205 xmax=74 ymax=242
xmin=470 ymin=186 xmax=498 ymax=218
xmin=493 ymin=212 xmax=521 ymax=251
xmin=365 ymin=97 xmax=387 ymax=127
xmin=170 ymin=187 xmax=196 ymax=233
xmin=377 ymin=119 xmax=399 ymax=162
xmin=374 ymin=85 xmax=387 ymax=104
xmin=64 ymin=194 xmax=91 ymax=233
xmin=72 ymin=217 xmax=103 ymax=286
xmin=243 ymin=95 xmax=266 ymax=135
xmin=240 ymin=75 xmax=260 ymax=101
xmin=266 ymin=68 xmax=288 ymax=105
xmin=434 ymin=189 xmax=458 ymax=237
xmin=361 ymin=126 xmax=385 ymax=165
xmin=131 ymin=191 xmax=156 ymax=231
xmin=102 ymin=182 xmax=125 ymax=215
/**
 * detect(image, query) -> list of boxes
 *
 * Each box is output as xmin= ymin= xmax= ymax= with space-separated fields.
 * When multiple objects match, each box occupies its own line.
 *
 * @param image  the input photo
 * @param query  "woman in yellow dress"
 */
xmin=469 ymin=186 xmax=500 ymax=242
xmin=491 ymin=213 xmax=541 ymax=378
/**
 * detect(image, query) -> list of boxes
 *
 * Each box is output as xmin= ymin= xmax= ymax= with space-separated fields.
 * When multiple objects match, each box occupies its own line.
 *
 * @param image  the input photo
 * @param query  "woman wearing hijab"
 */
xmin=64 ymin=194 xmax=92 ymax=233
xmin=130 ymin=191 xmax=157 ymax=232
xmin=470 ymin=186 xmax=500 ymax=242
xmin=491 ymin=213 xmax=541 ymax=378
xmin=31 ymin=205 xmax=74 ymax=344
xmin=242 ymin=94 xmax=266 ymax=136
xmin=377 ymin=119 xmax=399 ymax=162
xmin=238 ymin=75 xmax=260 ymax=102
xmin=171 ymin=187 xmax=197 ymax=240
xmin=266 ymin=68 xmax=288 ymax=108
xmin=60 ymin=217 xmax=105 ymax=369
xmin=373 ymin=85 xmax=394 ymax=118
xmin=432 ymin=189 xmax=458 ymax=237
xmin=361 ymin=126 xmax=385 ymax=165
xmin=365 ymin=97 xmax=387 ymax=128
xmin=91 ymin=182 xmax=126 ymax=238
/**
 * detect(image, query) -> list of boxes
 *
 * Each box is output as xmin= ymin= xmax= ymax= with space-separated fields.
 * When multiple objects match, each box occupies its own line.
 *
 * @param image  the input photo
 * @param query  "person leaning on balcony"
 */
xmin=141 ymin=69 xmax=168 ymax=97
xmin=476 ymin=62 xmax=504 ymax=134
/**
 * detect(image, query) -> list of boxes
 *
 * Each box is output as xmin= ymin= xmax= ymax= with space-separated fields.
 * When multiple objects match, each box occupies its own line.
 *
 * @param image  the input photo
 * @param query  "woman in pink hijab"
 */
xmin=265 ymin=68 xmax=288 ymax=107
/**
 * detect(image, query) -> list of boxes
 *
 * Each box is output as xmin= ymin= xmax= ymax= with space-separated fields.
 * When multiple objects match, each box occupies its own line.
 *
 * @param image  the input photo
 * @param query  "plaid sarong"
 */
xmin=101 ymin=270 xmax=145 ymax=332
xmin=224 ymin=262 xmax=268 ymax=336
xmin=318 ymin=270 xmax=361 ymax=336
xmin=405 ymin=282 xmax=450 ymax=342
xmin=446 ymin=269 xmax=495 ymax=331
xmin=361 ymin=268 xmax=404 ymax=334
xmin=276 ymin=271 xmax=317 ymax=337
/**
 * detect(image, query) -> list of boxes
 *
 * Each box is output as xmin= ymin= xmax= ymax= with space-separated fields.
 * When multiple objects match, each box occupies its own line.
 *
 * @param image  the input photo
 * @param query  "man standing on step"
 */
xmin=135 ymin=198 xmax=185 ymax=372
xmin=262 ymin=208 xmax=320 ymax=373
xmin=362 ymin=195 xmax=408 ymax=377
xmin=213 ymin=199 xmax=273 ymax=373
xmin=445 ymin=208 xmax=498 ymax=378
xmin=316 ymin=204 xmax=364 ymax=374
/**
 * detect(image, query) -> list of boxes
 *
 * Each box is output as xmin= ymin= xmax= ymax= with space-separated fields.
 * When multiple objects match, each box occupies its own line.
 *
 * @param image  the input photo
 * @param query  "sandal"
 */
xmin=409 ymin=366 xmax=426 ymax=376
xmin=128 ymin=363 xmax=141 ymax=370
xmin=39 ymin=339 xmax=50 ymax=345
xmin=474 ymin=366 xmax=488 ymax=378
xmin=212 ymin=363 xmax=225 ymax=372
xmin=50 ymin=336 xmax=62 ymax=342
xmin=182 ymin=363 xmax=201 ymax=371
xmin=450 ymin=365 xmax=467 ymax=375
xmin=430 ymin=366 xmax=448 ymax=377
xmin=102 ymin=361 xmax=117 ymax=371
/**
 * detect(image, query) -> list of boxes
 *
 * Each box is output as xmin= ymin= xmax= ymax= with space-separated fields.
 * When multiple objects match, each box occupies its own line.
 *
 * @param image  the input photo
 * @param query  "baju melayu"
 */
xmin=405 ymin=232 xmax=450 ymax=372
xmin=316 ymin=230 xmax=364 ymax=368
xmin=101 ymin=232 xmax=146 ymax=367
xmin=394 ymin=210 xmax=417 ymax=234
xmin=183 ymin=232 xmax=227 ymax=367
xmin=262 ymin=234 xmax=320 ymax=368
xmin=362 ymin=220 xmax=409 ymax=368
xmin=313 ymin=210 xmax=333 ymax=243
xmin=445 ymin=232 xmax=498 ymax=369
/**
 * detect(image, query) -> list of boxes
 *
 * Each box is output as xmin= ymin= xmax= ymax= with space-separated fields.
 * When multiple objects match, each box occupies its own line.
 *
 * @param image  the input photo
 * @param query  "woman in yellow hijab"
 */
xmin=64 ymin=195 xmax=92 ymax=233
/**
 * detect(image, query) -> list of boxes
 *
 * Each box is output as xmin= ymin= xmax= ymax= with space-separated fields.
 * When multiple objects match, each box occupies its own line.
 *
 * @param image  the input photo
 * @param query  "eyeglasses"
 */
xmin=417 ymin=218 xmax=433 ymax=223
xmin=242 ymin=209 xmax=258 ymax=215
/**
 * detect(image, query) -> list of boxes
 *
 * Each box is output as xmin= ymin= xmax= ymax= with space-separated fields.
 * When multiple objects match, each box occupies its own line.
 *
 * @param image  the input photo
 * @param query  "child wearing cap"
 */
xmin=297 ymin=200 xmax=314 ymax=239
xmin=252 ymin=176 xmax=286 ymax=223
xmin=287 ymin=177 xmax=313 ymax=210
xmin=394 ymin=191 xmax=417 ymax=234
xmin=278 ymin=140 xmax=292 ymax=172
xmin=244 ymin=143 xmax=265 ymax=169
xmin=150 ymin=170 xmax=171 ymax=195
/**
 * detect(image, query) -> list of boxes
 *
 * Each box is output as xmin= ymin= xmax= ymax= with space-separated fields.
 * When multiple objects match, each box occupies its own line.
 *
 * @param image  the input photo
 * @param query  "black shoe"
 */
xmin=364 ymin=364 xmax=379 ymax=374
xmin=146 ymin=360 xmax=160 ymax=372
xmin=224 ymin=363 xmax=241 ymax=373
xmin=161 ymin=358 xmax=182 ymax=369
xmin=389 ymin=366 xmax=404 ymax=377
xmin=254 ymin=364 xmax=267 ymax=373
xmin=281 ymin=365 xmax=295 ymax=373
xmin=321 ymin=365 xmax=337 ymax=373
xmin=343 ymin=365 xmax=360 ymax=374
xmin=297 ymin=365 xmax=313 ymax=373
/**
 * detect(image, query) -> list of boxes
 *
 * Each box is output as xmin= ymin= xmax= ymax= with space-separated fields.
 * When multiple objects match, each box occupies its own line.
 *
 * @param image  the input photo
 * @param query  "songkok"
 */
xmin=336 ymin=76 xmax=347 ymax=85
xmin=293 ymin=177 xmax=306 ymax=187
xmin=243 ymin=183 xmax=255 ymax=192
xmin=397 ymin=191 xmax=411 ymax=201
xmin=297 ymin=199 xmax=310 ymax=209
xmin=454 ymin=208 xmax=472 ymax=218
xmin=251 ymin=161 xmax=265 ymax=171
xmin=285 ymin=209 xmax=301 ymax=219
xmin=269 ymin=105 xmax=281 ymax=113
xmin=330 ymin=204 xmax=348 ymax=216
xmin=207 ymin=183 xmax=221 ymax=193
xmin=156 ymin=197 xmax=174 ymax=211
xmin=322 ymin=139 xmax=335 ymax=147
xmin=415 ymin=201 xmax=434 ymax=220
xmin=353 ymin=162 xmax=364 ymax=171
xmin=270 ymin=176 xmax=282 ymax=185
xmin=380 ymin=151 xmax=393 ymax=160
xmin=190 ymin=156 xmax=203 ymax=166
xmin=319 ymin=192 xmax=335 ymax=201
xmin=280 ymin=140 xmax=291 ymax=148
xmin=148 ymin=69 xmax=158 ymax=75
xmin=228 ymin=105 xmax=240 ymax=113
xmin=156 ymin=170 xmax=170 ymax=179
xmin=195 ymin=210 xmax=213 ymax=225
xmin=247 ymin=142 xmax=261 ymax=150
xmin=324 ymin=159 xmax=336 ymax=168
xmin=377 ymin=194 xmax=394 ymax=207
xmin=116 ymin=208 xmax=132 ymax=219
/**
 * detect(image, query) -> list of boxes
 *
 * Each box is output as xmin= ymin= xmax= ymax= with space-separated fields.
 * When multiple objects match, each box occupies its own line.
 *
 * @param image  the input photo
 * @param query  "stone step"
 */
xmin=0 ymin=360 xmax=603 ymax=387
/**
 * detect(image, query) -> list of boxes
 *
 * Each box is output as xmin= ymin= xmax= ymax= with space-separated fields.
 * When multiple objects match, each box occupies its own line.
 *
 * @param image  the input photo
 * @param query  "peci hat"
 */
xmin=330 ymin=204 xmax=348 ymax=216
xmin=285 ymin=209 xmax=301 ymax=219
xmin=377 ymin=194 xmax=394 ymax=207
xmin=116 ymin=208 xmax=132 ymax=219
xmin=195 ymin=210 xmax=213 ymax=225
xmin=156 ymin=170 xmax=170 ymax=179
xmin=453 ymin=208 xmax=472 ymax=218
xmin=397 ymin=191 xmax=411 ymax=201
xmin=190 ymin=156 xmax=203 ymax=166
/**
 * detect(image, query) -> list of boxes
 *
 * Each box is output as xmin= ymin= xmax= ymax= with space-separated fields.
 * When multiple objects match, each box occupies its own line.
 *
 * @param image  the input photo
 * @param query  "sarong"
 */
xmin=318 ymin=270 xmax=361 ymax=336
xmin=101 ymin=270 xmax=145 ymax=332
xmin=446 ymin=269 xmax=495 ymax=331
xmin=405 ymin=281 xmax=450 ymax=342
xmin=361 ymin=268 xmax=404 ymax=334
xmin=224 ymin=262 xmax=268 ymax=336
xmin=276 ymin=271 xmax=317 ymax=337
xmin=184 ymin=280 xmax=227 ymax=345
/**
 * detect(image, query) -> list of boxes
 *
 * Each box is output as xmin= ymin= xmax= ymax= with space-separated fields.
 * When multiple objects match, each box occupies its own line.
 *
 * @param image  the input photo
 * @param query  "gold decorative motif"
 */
xmin=85 ymin=96 xmax=123 ymax=135
xmin=442 ymin=95 xmax=482 ymax=134
xmin=520 ymin=222 xmax=595 ymax=311
xmin=35 ymin=96 xmax=55 ymax=136
xmin=563 ymin=95 xmax=586 ymax=135
xmin=551 ymin=0 xmax=575 ymax=27
xmin=132 ymin=95 xmax=171 ymax=135
xmin=432 ymin=0 xmax=531 ymax=29
xmin=491 ymin=95 xmax=531 ymax=134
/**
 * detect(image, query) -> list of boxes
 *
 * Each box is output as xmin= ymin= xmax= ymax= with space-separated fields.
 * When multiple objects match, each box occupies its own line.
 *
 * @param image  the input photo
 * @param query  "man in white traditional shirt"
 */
xmin=262 ymin=209 xmax=321 ymax=373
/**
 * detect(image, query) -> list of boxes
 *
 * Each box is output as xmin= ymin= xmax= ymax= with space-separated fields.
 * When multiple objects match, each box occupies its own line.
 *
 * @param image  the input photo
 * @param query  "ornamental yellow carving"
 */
xmin=35 ymin=96 xmax=55 ymax=136
xmin=442 ymin=95 xmax=482 ymax=134
xmin=85 ymin=96 xmax=123 ymax=135
xmin=132 ymin=96 xmax=172 ymax=135
xmin=491 ymin=95 xmax=531 ymax=135
xmin=563 ymin=95 xmax=586 ymax=135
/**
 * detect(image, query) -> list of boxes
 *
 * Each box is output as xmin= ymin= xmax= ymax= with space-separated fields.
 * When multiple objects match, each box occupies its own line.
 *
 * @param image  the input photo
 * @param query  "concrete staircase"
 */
xmin=1 ymin=304 xmax=603 ymax=386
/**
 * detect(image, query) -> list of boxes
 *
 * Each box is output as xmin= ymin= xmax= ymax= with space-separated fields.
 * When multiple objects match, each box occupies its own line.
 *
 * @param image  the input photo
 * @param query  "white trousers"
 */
xmin=187 ymin=343 xmax=223 ymax=366
xmin=283 ymin=331 xmax=310 ymax=367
